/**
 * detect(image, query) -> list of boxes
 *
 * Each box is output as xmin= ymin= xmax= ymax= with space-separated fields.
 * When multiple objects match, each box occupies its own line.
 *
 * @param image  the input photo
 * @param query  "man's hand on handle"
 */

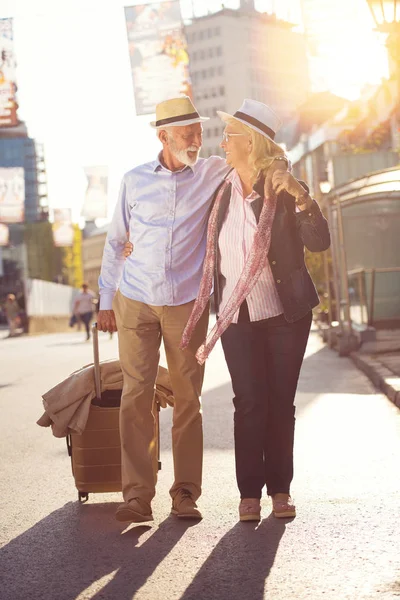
xmin=97 ymin=309 xmax=118 ymax=333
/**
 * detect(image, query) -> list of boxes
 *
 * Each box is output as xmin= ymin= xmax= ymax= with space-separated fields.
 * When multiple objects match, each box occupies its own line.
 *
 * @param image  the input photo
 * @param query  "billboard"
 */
xmin=81 ymin=166 xmax=108 ymax=220
xmin=0 ymin=167 xmax=24 ymax=223
xmin=0 ymin=223 xmax=9 ymax=246
xmin=124 ymin=1 xmax=192 ymax=116
xmin=0 ymin=18 xmax=18 ymax=127
xmin=52 ymin=208 xmax=74 ymax=247
xmin=53 ymin=208 xmax=72 ymax=223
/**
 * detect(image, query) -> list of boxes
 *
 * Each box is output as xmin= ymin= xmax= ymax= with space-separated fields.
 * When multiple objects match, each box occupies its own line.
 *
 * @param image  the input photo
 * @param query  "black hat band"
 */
xmin=233 ymin=111 xmax=275 ymax=139
xmin=156 ymin=112 xmax=200 ymax=127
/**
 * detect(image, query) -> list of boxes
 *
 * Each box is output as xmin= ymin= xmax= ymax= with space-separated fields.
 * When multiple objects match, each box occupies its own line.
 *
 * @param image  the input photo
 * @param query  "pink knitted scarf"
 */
xmin=180 ymin=177 xmax=277 ymax=364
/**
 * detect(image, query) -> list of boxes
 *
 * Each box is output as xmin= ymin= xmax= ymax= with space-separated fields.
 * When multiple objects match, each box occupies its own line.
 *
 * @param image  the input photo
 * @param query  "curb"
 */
xmin=350 ymin=352 xmax=400 ymax=409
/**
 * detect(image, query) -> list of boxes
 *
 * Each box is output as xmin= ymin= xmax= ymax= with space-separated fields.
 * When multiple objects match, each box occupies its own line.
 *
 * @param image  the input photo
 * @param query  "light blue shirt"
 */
xmin=99 ymin=154 xmax=230 ymax=309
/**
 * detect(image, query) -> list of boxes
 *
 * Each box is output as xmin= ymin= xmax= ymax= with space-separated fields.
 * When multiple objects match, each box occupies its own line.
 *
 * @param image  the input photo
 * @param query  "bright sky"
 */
xmin=0 ymin=0 xmax=389 ymax=222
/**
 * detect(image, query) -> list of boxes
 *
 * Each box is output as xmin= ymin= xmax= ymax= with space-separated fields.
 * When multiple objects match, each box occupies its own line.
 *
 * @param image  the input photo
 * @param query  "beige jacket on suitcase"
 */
xmin=37 ymin=360 xmax=173 ymax=438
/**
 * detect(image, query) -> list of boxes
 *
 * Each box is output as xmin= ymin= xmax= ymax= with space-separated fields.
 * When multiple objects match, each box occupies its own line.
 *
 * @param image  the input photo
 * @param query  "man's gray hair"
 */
xmin=157 ymin=126 xmax=173 ymax=140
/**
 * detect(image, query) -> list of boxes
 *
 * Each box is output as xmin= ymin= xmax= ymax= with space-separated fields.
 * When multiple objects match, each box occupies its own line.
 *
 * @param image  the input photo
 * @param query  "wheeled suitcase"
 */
xmin=66 ymin=323 xmax=161 ymax=502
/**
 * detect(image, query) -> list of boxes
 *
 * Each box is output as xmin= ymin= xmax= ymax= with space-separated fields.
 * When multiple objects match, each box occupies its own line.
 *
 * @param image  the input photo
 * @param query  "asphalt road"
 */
xmin=0 ymin=328 xmax=399 ymax=600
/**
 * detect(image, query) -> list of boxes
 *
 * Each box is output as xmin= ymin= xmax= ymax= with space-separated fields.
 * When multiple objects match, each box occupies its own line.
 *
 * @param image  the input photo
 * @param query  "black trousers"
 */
xmin=221 ymin=303 xmax=312 ymax=498
xmin=80 ymin=311 xmax=93 ymax=338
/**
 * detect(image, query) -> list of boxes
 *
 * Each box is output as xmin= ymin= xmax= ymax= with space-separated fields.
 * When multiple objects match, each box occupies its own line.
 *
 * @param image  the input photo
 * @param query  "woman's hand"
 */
xmin=271 ymin=171 xmax=312 ymax=210
xmin=264 ymin=159 xmax=287 ymax=198
xmin=123 ymin=241 xmax=134 ymax=258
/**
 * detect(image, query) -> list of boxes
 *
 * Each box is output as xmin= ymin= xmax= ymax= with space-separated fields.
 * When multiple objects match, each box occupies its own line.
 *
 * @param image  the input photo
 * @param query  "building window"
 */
xmin=209 ymin=67 xmax=215 ymax=77
xmin=219 ymin=85 xmax=225 ymax=96
xmin=217 ymin=65 xmax=224 ymax=76
xmin=216 ymin=46 xmax=222 ymax=57
xmin=199 ymin=31 xmax=204 ymax=40
xmin=209 ymin=48 xmax=214 ymax=58
xmin=200 ymin=49 xmax=205 ymax=60
xmin=214 ymin=26 xmax=220 ymax=36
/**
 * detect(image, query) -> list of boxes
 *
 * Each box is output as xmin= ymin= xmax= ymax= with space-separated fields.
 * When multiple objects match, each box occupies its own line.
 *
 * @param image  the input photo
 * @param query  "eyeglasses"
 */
xmin=221 ymin=132 xmax=245 ymax=143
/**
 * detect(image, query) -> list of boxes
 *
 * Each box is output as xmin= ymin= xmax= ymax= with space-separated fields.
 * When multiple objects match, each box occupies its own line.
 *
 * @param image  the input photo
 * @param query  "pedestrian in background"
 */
xmin=181 ymin=100 xmax=330 ymax=522
xmin=4 ymin=293 xmax=20 ymax=338
xmin=73 ymin=283 xmax=96 ymax=341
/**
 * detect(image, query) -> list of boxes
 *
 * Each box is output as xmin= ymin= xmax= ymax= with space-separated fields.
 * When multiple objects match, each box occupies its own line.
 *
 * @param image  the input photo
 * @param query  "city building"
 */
xmin=0 ymin=121 xmax=50 ymax=300
xmin=185 ymin=0 xmax=310 ymax=157
xmin=0 ymin=121 xmax=48 ymax=223
xmin=287 ymin=79 xmax=399 ymax=200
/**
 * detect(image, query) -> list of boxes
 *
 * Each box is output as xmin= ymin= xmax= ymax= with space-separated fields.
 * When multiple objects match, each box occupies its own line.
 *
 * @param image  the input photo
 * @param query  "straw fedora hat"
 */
xmin=217 ymin=99 xmax=282 ymax=144
xmin=150 ymin=96 xmax=209 ymax=129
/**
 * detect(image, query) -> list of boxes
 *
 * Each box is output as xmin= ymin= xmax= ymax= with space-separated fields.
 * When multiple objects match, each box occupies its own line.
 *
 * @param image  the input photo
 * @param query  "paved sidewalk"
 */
xmin=1 ymin=330 xmax=399 ymax=599
xmin=351 ymin=330 xmax=400 ymax=410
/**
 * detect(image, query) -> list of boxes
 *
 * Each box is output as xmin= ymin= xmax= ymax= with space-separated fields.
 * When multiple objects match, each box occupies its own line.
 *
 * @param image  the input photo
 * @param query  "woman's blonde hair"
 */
xmin=224 ymin=117 xmax=285 ymax=183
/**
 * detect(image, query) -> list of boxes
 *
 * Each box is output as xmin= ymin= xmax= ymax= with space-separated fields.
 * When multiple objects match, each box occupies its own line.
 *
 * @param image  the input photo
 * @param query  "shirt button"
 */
xmin=272 ymin=260 xmax=276 ymax=265
xmin=308 ymin=212 xmax=312 ymax=217
xmin=276 ymin=279 xmax=281 ymax=284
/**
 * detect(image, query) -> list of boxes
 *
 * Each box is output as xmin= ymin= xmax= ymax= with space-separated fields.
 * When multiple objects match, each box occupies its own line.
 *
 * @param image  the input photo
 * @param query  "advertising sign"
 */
xmin=53 ymin=208 xmax=72 ymax=223
xmin=0 ymin=167 xmax=24 ymax=223
xmin=52 ymin=207 xmax=74 ymax=247
xmin=0 ymin=222 xmax=9 ymax=246
xmin=81 ymin=166 xmax=108 ymax=220
xmin=0 ymin=18 xmax=18 ymax=127
xmin=124 ymin=1 xmax=192 ymax=115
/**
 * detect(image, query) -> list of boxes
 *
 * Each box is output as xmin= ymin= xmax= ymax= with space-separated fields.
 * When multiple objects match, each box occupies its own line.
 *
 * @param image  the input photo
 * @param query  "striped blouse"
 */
xmin=218 ymin=170 xmax=284 ymax=323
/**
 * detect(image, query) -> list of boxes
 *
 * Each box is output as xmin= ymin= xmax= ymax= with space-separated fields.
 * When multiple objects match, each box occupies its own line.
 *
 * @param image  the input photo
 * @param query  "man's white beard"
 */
xmin=170 ymin=142 xmax=200 ymax=166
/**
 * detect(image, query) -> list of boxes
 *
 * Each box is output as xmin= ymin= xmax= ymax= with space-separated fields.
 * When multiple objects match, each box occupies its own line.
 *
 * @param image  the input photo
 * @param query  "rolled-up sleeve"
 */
xmin=98 ymin=177 xmax=131 ymax=309
xmin=295 ymin=199 xmax=331 ymax=252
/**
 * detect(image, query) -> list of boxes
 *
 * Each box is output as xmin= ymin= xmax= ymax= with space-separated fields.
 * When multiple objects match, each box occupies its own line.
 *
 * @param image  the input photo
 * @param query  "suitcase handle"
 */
xmin=91 ymin=322 xmax=162 ymax=471
xmin=92 ymin=322 xmax=101 ymax=400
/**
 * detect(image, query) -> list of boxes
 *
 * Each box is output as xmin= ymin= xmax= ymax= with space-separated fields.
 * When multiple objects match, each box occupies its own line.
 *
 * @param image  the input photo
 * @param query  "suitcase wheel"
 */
xmin=78 ymin=491 xmax=89 ymax=503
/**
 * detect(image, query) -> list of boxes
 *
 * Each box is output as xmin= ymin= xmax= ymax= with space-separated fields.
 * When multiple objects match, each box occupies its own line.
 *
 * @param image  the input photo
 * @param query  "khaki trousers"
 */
xmin=113 ymin=290 xmax=209 ymax=504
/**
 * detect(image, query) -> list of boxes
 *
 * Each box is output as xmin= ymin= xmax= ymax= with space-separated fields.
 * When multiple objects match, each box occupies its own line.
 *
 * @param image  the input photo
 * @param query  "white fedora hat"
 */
xmin=150 ymin=96 xmax=209 ymax=128
xmin=217 ymin=99 xmax=282 ymax=142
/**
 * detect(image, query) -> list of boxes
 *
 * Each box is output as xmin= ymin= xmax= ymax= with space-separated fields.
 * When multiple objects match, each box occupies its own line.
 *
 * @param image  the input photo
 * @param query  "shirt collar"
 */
xmin=153 ymin=152 xmax=195 ymax=174
xmin=226 ymin=169 xmax=260 ymax=201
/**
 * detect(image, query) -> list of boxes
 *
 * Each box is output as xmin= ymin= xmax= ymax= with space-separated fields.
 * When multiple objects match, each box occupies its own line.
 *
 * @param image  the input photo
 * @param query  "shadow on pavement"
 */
xmin=180 ymin=514 xmax=287 ymax=600
xmin=0 ymin=502 xmax=197 ymax=600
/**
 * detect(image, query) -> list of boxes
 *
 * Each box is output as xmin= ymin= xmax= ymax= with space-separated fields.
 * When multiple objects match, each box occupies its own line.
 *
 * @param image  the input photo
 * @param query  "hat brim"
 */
xmin=150 ymin=116 xmax=209 ymax=128
xmin=217 ymin=110 xmax=281 ymax=147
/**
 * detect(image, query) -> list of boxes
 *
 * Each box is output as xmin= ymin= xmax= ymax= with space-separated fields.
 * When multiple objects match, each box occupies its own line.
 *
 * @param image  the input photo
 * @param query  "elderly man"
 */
xmin=97 ymin=96 xmax=287 ymax=524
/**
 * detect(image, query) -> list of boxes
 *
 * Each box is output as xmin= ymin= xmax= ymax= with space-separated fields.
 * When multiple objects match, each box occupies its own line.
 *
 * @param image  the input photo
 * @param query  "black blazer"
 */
xmin=213 ymin=176 xmax=331 ymax=323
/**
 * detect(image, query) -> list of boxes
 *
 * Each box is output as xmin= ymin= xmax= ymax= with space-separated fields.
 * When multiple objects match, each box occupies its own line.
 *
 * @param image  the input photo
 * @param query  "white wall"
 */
xmin=25 ymin=279 xmax=79 ymax=316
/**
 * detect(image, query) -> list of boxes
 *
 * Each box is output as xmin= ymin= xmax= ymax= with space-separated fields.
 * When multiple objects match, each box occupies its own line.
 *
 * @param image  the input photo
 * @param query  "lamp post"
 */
xmin=367 ymin=0 xmax=400 ymax=32
xmin=367 ymin=0 xmax=400 ymax=147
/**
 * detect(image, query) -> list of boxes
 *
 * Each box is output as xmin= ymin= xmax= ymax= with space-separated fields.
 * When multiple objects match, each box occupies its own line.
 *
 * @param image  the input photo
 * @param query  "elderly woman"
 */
xmin=180 ymin=99 xmax=330 ymax=521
